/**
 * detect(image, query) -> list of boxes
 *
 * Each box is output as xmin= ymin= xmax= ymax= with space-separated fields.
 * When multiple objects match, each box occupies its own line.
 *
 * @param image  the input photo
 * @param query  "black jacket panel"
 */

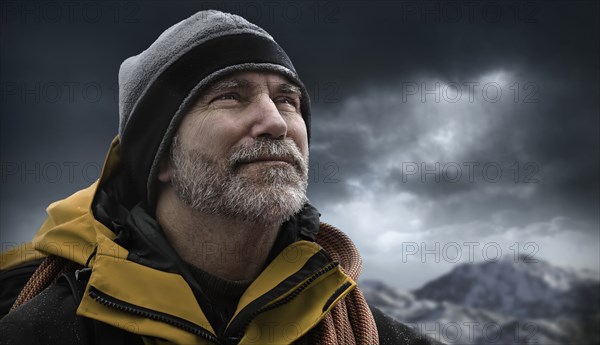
xmin=0 ymin=277 xmax=89 ymax=345
xmin=0 ymin=277 xmax=145 ymax=345
xmin=0 ymin=259 xmax=44 ymax=318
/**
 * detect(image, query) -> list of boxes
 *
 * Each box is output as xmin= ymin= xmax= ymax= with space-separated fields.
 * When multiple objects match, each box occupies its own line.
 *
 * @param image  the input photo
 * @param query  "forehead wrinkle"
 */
xmin=209 ymin=78 xmax=251 ymax=91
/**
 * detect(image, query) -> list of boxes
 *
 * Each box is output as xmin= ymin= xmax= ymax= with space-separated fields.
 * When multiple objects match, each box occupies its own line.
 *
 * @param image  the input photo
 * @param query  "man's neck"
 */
xmin=155 ymin=187 xmax=280 ymax=281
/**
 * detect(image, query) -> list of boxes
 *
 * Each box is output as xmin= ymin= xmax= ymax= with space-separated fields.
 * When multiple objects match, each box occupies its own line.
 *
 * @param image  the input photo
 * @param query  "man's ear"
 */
xmin=157 ymin=157 xmax=171 ymax=183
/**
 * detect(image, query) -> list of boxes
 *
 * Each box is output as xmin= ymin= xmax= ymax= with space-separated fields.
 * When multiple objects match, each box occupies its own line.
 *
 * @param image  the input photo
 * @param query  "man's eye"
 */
xmin=274 ymin=96 xmax=299 ymax=108
xmin=212 ymin=93 xmax=240 ymax=102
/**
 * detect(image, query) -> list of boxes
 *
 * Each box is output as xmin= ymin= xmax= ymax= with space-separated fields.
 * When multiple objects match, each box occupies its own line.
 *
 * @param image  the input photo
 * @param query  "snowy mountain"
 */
xmin=412 ymin=255 xmax=599 ymax=319
xmin=361 ymin=257 xmax=599 ymax=344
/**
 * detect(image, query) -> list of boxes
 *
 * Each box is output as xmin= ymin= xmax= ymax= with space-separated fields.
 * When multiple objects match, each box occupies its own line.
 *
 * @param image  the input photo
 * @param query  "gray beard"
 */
xmin=168 ymin=136 xmax=309 ymax=225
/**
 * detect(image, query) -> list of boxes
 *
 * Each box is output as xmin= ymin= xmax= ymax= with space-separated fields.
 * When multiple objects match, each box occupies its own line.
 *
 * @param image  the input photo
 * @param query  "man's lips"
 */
xmin=236 ymin=156 xmax=296 ymax=168
xmin=240 ymin=156 xmax=294 ymax=164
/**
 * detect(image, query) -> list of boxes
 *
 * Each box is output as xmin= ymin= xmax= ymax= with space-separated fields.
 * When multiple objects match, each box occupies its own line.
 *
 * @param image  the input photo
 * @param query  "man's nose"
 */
xmin=249 ymin=94 xmax=288 ymax=139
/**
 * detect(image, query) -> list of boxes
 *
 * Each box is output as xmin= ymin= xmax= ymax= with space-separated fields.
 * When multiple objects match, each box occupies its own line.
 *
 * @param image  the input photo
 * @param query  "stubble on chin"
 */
xmin=169 ymin=136 xmax=309 ymax=225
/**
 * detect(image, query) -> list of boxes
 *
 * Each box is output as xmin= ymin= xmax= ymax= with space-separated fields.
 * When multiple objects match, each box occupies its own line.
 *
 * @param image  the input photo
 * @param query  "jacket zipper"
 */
xmin=89 ymin=261 xmax=339 ymax=345
xmin=226 ymin=261 xmax=340 ymax=341
xmin=88 ymin=287 xmax=221 ymax=344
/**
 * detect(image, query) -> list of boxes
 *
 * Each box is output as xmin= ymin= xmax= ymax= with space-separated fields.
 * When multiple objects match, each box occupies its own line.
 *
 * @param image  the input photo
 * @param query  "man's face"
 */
xmin=159 ymin=71 xmax=309 ymax=225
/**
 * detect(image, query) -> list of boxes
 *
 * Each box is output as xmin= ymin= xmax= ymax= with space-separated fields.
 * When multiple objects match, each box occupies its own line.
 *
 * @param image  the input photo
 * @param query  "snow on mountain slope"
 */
xmin=412 ymin=255 xmax=599 ymax=318
xmin=361 ymin=257 xmax=600 ymax=344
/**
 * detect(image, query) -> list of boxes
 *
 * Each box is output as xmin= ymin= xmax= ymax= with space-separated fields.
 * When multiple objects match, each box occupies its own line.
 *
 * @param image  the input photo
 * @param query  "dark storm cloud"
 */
xmin=301 ymin=1 xmax=599 ymax=233
xmin=308 ymin=63 xmax=599 ymax=231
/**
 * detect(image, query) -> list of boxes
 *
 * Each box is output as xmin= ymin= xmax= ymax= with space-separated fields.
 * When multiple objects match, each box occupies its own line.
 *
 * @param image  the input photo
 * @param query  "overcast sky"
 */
xmin=1 ymin=1 xmax=598 ymax=289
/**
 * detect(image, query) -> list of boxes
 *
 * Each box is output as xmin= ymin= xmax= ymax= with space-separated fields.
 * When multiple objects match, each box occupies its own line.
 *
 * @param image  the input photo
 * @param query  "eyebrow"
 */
xmin=207 ymin=78 xmax=302 ymax=98
xmin=277 ymin=83 xmax=302 ymax=98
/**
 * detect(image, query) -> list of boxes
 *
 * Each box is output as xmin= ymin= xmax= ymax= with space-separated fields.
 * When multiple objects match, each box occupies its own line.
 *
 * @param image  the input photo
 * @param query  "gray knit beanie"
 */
xmin=117 ymin=10 xmax=311 ymax=209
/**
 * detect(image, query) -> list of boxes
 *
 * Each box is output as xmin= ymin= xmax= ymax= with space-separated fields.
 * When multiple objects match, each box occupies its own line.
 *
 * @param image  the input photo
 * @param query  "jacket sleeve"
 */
xmin=0 ymin=277 xmax=91 ymax=345
xmin=0 ymin=259 xmax=44 ymax=318
xmin=370 ymin=305 xmax=444 ymax=345
xmin=0 ymin=275 xmax=146 ymax=345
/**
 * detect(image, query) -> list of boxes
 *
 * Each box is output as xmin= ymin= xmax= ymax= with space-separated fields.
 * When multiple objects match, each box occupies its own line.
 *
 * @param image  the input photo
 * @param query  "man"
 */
xmin=0 ymin=10 xmax=436 ymax=345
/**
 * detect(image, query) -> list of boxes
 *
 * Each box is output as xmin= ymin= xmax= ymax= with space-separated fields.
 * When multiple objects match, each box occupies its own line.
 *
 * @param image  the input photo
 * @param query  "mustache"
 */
xmin=228 ymin=138 xmax=307 ymax=173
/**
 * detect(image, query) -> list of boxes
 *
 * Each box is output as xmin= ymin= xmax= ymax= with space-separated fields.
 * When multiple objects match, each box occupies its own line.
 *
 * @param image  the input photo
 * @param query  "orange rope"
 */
xmin=11 ymin=256 xmax=71 ymax=310
xmin=313 ymin=222 xmax=380 ymax=344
